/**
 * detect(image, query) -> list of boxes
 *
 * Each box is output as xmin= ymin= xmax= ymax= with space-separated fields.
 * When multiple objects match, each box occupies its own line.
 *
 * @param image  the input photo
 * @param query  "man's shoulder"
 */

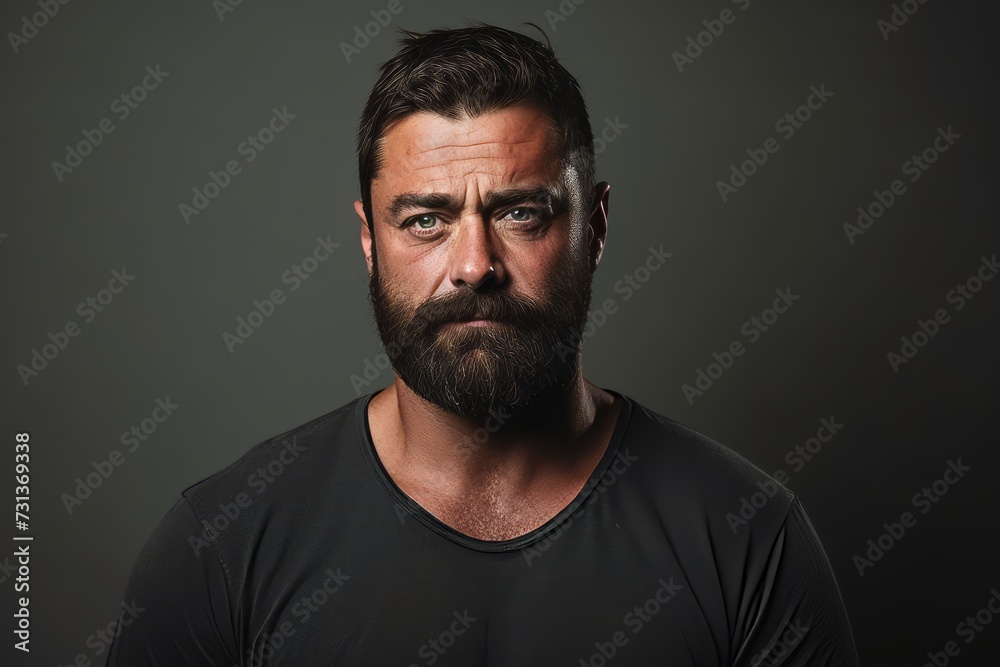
xmin=619 ymin=394 xmax=795 ymax=533
xmin=179 ymin=394 xmax=366 ymax=512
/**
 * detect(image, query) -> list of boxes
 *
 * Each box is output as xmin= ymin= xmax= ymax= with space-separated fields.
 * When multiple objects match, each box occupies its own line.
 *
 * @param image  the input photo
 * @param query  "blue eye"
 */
xmin=506 ymin=208 xmax=537 ymax=222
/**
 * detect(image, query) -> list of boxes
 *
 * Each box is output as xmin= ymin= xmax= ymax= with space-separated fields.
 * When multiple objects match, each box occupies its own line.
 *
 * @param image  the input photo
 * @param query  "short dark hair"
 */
xmin=355 ymin=22 xmax=596 ymax=233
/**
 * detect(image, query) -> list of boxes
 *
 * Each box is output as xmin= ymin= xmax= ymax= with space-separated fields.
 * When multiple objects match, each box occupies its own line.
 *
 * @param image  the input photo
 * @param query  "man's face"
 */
xmin=357 ymin=104 xmax=601 ymax=419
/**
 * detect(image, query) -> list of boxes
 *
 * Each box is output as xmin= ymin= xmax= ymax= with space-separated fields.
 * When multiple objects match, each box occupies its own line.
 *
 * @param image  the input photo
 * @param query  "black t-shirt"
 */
xmin=105 ymin=390 xmax=860 ymax=666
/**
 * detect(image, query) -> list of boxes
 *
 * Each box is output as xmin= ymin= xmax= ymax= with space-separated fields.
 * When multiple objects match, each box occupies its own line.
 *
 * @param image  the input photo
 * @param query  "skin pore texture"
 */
xmin=353 ymin=104 xmax=621 ymax=541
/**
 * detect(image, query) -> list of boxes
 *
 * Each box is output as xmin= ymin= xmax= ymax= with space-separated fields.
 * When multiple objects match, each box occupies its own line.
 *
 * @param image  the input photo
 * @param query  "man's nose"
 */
xmin=448 ymin=219 xmax=506 ymax=289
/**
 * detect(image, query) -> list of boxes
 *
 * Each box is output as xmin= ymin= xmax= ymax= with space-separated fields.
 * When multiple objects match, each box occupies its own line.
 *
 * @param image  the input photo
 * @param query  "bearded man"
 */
xmin=107 ymin=23 xmax=860 ymax=666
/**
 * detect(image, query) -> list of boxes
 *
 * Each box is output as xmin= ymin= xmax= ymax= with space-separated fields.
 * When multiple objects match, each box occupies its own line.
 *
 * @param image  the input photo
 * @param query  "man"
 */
xmin=107 ymin=23 xmax=860 ymax=666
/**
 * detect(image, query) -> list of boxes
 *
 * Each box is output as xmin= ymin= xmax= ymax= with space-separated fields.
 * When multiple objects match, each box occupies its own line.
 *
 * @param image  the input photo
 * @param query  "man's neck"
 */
xmin=366 ymin=372 xmax=622 ymax=533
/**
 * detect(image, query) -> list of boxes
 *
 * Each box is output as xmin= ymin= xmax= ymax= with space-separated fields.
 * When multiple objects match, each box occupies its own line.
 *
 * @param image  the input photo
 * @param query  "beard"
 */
xmin=368 ymin=241 xmax=594 ymax=420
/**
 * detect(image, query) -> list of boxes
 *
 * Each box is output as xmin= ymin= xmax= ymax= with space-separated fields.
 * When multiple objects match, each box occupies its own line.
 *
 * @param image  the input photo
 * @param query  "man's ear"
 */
xmin=587 ymin=182 xmax=611 ymax=271
xmin=354 ymin=200 xmax=374 ymax=277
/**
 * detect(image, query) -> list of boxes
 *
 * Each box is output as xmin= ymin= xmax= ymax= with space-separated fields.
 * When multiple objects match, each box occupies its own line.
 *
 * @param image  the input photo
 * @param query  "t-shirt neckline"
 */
xmin=355 ymin=388 xmax=633 ymax=553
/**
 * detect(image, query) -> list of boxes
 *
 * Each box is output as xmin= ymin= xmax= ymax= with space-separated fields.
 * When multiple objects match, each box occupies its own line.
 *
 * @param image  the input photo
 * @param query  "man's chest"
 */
xmin=236 ymin=531 xmax=727 ymax=666
xmin=389 ymin=465 xmax=591 ymax=542
xmin=424 ymin=491 xmax=584 ymax=542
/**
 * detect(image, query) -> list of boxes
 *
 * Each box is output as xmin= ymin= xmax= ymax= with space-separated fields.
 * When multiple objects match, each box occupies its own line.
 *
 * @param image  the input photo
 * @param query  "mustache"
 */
xmin=411 ymin=288 xmax=550 ymax=330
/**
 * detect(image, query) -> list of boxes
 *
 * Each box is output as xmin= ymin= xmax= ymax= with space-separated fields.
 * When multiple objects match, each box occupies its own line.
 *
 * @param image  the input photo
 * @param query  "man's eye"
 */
xmin=404 ymin=214 xmax=441 ymax=235
xmin=503 ymin=207 xmax=540 ymax=223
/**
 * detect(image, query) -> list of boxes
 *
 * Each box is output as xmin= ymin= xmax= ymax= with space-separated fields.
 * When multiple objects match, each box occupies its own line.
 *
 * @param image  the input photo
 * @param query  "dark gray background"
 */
xmin=2 ymin=0 xmax=998 ymax=664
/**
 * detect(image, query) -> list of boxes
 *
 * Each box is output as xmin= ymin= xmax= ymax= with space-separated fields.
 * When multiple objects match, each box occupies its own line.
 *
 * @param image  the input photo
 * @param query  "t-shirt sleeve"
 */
xmin=104 ymin=496 xmax=239 ymax=667
xmin=731 ymin=496 xmax=861 ymax=667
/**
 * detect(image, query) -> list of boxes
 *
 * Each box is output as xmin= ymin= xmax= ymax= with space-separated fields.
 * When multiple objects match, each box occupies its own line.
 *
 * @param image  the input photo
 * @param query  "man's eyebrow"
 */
xmin=385 ymin=185 xmax=569 ymax=222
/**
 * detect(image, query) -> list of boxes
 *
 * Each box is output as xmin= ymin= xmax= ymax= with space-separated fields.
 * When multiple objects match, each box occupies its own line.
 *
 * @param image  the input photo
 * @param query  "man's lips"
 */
xmin=439 ymin=318 xmax=498 ymax=327
xmin=431 ymin=315 xmax=507 ymax=330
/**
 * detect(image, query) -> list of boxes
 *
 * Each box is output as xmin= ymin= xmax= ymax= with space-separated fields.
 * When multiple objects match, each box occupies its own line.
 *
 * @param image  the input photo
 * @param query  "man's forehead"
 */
xmin=376 ymin=105 xmax=561 ymax=177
